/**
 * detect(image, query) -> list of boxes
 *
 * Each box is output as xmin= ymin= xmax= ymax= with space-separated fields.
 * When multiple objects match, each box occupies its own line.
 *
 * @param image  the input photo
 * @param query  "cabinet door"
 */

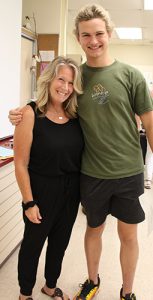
xmin=20 ymin=36 xmax=33 ymax=106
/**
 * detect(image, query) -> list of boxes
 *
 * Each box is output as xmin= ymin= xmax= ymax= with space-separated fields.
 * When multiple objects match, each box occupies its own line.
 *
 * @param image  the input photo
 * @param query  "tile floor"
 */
xmin=0 ymin=187 xmax=153 ymax=300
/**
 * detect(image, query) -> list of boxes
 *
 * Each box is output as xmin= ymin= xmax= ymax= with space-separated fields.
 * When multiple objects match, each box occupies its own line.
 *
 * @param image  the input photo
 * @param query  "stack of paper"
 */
xmin=0 ymin=146 xmax=14 ymax=160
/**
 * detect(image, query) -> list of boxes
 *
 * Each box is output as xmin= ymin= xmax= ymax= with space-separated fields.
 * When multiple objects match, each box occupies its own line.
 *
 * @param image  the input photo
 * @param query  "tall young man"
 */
xmin=9 ymin=4 xmax=153 ymax=300
xmin=72 ymin=4 xmax=153 ymax=300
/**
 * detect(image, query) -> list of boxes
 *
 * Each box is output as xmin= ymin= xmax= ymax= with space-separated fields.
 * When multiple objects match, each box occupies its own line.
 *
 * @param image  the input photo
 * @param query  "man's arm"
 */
xmin=8 ymin=108 xmax=23 ymax=125
xmin=140 ymin=111 xmax=153 ymax=152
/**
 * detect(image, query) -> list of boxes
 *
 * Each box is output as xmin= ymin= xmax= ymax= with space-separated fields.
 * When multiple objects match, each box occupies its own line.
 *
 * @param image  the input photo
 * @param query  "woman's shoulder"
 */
xmin=21 ymin=104 xmax=35 ymax=121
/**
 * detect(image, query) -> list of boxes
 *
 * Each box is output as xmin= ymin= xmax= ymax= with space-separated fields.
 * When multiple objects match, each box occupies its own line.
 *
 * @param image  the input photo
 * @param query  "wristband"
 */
xmin=22 ymin=200 xmax=37 ymax=211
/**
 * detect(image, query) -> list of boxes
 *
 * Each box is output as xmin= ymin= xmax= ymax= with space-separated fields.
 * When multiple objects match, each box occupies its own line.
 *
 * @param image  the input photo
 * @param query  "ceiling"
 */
xmin=68 ymin=0 xmax=153 ymax=45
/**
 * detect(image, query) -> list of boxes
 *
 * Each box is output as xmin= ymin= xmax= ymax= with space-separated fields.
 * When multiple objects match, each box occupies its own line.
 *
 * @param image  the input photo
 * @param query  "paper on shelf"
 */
xmin=0 ymin=146 xmax=14 ymax=159
xmin=39 ymin=50 xmax=55 ymax=62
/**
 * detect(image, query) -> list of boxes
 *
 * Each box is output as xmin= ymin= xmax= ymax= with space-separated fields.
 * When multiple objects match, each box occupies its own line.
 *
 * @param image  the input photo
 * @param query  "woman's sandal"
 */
xmin=41 ymin=287 xmax=70 ymax=300
xmin=144 ymin=179 xmax=152 ymax=189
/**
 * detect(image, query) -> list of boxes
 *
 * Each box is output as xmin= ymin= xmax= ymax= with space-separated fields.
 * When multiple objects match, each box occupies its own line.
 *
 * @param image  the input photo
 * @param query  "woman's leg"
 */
xmin=44 ymin=175 xmax=80 ymax=291
xmin=18 ymin=173 xmax=58 ymax=297
xmin=18 ymin=216 xmax=49 ymax=296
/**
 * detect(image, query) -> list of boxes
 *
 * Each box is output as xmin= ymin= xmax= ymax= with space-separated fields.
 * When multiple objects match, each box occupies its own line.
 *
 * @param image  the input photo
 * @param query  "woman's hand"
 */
xmin=8 ymin=108 xmax=23 ymax=125
xmin=25 ymin=205 xmax=42 ymax=224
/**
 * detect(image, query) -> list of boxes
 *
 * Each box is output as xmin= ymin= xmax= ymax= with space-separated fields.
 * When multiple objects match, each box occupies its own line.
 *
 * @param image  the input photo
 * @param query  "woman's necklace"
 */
xmin=50 ymin=106 xmax=65 ymax=120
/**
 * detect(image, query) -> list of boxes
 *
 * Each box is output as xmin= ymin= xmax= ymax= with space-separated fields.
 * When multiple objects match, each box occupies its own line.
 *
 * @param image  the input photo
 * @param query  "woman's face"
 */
xmin=49 ymin=65 xmax=74 ymax=104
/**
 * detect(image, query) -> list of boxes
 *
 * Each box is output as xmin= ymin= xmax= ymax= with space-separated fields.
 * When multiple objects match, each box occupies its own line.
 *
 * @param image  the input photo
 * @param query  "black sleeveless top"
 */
xmin=28 ymin=102 xmax=84 ymax=177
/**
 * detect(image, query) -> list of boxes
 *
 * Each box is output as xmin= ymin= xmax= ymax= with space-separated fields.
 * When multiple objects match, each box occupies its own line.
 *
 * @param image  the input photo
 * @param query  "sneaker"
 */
xmin=120 ymin=287 xmax=136 ymax=300
xmin=73 ymin=275 xmax=100 ymax=300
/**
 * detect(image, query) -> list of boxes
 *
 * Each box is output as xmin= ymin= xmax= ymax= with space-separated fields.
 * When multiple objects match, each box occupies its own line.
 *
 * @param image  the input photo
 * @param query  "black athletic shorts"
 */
xmin=80 ymin=173 xmax=145 ymax=227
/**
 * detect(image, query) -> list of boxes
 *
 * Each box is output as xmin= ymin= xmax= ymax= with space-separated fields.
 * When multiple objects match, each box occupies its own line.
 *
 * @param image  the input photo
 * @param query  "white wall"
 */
xmin=110 ymin=44 xmax=153 ymax=86
xmin=22 ymin=0 xmax=61 ymax=34
xmin=67 ymin=33 xmax=153 ymax=81
xmin=0 ymin=0 xmax=22 ymax=139
xmin=67 ymin=32 xmax=85 ymax=59
xmin=22 ymin=0 xmax=153 ymax=73
xmin=109 ymin=44 xmax=153 ymax=65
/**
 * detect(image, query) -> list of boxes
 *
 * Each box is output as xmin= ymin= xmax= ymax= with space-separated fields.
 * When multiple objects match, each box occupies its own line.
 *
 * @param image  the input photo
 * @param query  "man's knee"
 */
xmin=118 ymin=222 xmax=138 ymax=244
xmin=86 ymin=223 xmax=105 ymax=238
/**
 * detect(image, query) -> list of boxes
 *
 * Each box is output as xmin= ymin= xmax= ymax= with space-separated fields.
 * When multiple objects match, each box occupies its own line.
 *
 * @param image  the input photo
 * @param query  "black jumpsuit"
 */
xmin=18 ymin=102 xmax=84 ymax=296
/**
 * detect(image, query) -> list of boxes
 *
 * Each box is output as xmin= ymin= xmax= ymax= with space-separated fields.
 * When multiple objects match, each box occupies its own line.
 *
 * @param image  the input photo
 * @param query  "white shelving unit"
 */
xmin=0 ymin=162 xmax=23 ymax=267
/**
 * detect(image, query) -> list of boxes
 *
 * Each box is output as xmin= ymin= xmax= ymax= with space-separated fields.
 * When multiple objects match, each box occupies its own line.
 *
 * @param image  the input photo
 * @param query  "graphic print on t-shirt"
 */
xmin=91 ymin=83 xmax=109 ymax=104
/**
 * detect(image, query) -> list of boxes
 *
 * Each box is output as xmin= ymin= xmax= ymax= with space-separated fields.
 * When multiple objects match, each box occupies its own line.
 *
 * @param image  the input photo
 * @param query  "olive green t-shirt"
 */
xmin=78 ymin=60 xmax=153 ymax=179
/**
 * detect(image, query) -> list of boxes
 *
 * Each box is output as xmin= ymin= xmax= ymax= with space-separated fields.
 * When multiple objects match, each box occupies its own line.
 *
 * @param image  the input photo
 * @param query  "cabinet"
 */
xmin=21 ymin=27 xmax=37 ymax=106
xmin=0 ymin=162 xmax=23 ymax=267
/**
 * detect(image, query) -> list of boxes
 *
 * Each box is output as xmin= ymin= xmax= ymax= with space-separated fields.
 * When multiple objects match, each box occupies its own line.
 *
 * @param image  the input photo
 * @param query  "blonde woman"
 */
xmin=13 ymin=56 xmax=84 ymax=300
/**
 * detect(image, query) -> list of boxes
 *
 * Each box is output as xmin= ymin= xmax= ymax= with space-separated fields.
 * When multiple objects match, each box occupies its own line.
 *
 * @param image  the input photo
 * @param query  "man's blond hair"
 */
xmin=74 ymin=4 xmax=114 ymax=37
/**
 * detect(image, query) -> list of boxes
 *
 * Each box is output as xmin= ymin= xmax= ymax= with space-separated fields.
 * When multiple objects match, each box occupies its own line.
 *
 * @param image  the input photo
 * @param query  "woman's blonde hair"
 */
xmin=74 ymin=4 xmax=114 ymax=38
xmin=36 ymin=56 xmax=83 ymax=118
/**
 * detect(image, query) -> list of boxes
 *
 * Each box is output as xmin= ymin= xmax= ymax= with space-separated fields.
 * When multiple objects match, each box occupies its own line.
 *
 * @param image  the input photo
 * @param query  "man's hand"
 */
xmin=8 ymin=108 xmax=23 ymax=125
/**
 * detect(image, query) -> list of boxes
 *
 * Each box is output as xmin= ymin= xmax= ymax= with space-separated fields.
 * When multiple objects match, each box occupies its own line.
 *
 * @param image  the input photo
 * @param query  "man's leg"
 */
xmin=118 ymin=220 xmax=138 ymax=296
xmin=73 ymin=223 xmax=104 ymax=300
xmin=85 ymin=223 xmax=105 ymax=283
xmin=75 ymin=174 xmax=115 ymax=299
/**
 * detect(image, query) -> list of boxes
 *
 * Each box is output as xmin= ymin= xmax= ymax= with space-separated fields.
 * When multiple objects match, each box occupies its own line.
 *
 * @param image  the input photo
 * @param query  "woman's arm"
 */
xmin=14 ymin=105 xmax=42 ymax=223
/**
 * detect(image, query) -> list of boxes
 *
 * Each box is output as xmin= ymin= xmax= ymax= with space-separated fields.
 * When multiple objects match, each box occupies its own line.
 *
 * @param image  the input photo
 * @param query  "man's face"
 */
xmin=77 ymin=18 xmax=111 ymax=60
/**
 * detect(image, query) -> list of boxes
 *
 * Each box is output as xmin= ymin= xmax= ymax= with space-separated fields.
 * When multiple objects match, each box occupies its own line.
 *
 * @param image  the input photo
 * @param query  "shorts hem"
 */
xmin=87 ymin=216 xmax=108 ymax=228
xmin=112 ymin=214 xmax=145 ymax=224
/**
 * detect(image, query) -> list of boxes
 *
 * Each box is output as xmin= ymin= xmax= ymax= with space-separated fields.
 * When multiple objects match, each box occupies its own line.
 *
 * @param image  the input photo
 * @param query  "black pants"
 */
xmin=140 ymin=132 xmax=147 ymax=164
xmin=18 ymin=172 xmax=80 ymax=296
